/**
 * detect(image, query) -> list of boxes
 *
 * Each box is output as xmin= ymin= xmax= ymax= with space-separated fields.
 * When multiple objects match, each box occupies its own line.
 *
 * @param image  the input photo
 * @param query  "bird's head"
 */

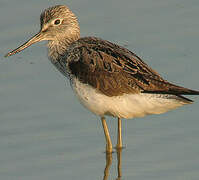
xmin=5 ymin=5 xmax=80 ymax=57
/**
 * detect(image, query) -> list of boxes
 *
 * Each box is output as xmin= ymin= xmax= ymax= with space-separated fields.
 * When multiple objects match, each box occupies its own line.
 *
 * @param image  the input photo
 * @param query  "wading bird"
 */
xmin=5 ymin=5 xmax=199 ymax=153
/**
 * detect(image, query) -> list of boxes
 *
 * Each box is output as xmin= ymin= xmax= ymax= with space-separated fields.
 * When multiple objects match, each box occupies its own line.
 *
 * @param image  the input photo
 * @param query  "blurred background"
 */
xmin=0 ymin=0 xmax=199 ymax=179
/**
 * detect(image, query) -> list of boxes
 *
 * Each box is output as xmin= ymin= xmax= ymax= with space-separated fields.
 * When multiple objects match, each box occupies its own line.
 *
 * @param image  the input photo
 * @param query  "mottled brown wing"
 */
xmin=67 ymin=37 xmax=199 ymax=97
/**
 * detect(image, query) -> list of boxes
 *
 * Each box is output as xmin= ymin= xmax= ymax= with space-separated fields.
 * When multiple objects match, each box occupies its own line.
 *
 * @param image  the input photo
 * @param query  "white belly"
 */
xmin=72 ymin=78 xmax=189 ymax=119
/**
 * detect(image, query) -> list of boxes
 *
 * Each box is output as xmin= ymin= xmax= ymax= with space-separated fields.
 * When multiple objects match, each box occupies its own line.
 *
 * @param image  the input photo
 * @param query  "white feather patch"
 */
xmin=72 ymin=78 xmax=189 ymax=119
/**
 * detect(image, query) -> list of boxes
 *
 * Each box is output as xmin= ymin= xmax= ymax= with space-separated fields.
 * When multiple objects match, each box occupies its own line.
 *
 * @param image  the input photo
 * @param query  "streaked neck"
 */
xmin=48 ymin=28 xmax=80 ymax=61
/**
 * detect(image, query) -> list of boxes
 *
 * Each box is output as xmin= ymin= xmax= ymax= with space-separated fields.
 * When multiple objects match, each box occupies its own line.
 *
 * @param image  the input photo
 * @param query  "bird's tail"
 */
xmin=142 ymin=82 xmax=199 ymax=103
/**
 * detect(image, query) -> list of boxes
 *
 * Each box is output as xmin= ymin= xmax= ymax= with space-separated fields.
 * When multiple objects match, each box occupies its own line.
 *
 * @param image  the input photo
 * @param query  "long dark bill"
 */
xmin=5 ymin=31 xmax=44 ymax=57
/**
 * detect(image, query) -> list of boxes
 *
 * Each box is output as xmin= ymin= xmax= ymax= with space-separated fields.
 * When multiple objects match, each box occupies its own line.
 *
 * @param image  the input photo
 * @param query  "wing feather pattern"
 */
xmin=65 ymin=37 xmax=199 ymax=98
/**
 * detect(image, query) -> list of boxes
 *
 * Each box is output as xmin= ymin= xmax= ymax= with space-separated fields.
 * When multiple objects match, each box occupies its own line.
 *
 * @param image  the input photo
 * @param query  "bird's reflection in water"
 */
xmin=116 ymin=149 xmax=122 ymax=179
xmin=103 ymin=148 xmax=122 ymax=180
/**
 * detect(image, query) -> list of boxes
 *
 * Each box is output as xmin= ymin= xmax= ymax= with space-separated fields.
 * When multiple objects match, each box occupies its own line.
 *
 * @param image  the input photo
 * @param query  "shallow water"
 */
xmin=1 ymin=0 xmax=199 ymax=179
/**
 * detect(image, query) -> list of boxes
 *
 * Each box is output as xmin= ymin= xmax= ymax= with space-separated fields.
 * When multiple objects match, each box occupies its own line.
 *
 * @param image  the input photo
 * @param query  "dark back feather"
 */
xmin=62 ymin=37 xmax=199 ymax=97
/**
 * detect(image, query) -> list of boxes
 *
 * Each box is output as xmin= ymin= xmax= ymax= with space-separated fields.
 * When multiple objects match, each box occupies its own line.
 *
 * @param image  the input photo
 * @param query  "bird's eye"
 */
xmin=54 ymin=19 xmax=61 ymax=25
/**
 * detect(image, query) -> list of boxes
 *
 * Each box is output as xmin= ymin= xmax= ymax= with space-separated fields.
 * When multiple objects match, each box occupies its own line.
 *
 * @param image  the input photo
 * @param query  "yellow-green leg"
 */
xmin=116 ymin=118 xmax=122 ymax=149
xmin=101 ymin=117 xmax=113 ymax=153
